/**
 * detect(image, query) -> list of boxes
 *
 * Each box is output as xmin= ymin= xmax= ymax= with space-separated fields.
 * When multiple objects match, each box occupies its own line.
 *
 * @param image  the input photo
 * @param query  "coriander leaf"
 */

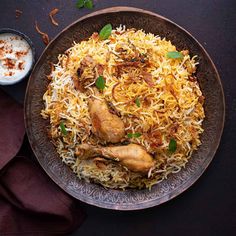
xmin=168 ymin=138 xmax=177 ymax=153
xmin=84 ymin=0 xmax=93 ymax=9
xmin=76 ymin=0 xmax=85 ymax=8
xmin=60 ymin=122 xmax=67 ymax=135
xmin=166 ymin=51 xmax=183 ymax=59
xmin=127 ymin=132 xmax=142 ymax=138
xmin=135 ymin=97 xmax=141 ymax=107
xmin=99 ymin=24 xmax=112 ymax=40
xmin=95 ymin=76 xmax=105 ymax=90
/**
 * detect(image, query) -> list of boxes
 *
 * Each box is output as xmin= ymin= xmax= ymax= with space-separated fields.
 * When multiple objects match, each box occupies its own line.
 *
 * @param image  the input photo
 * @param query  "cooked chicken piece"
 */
xmin=74 ymin=55 xmax=104 ymax=91
xmin=88 ymin=96 xmax=125 ymax=143
xmin=75 ymin=143 xmax=155 ymax=174
xmin=93 ymin=157 xmax=108 ymax=170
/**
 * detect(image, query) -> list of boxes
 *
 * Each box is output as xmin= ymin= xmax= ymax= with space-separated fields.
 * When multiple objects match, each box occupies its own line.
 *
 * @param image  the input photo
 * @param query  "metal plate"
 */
xmin=25 ymin=7 xmax=225 ymax=210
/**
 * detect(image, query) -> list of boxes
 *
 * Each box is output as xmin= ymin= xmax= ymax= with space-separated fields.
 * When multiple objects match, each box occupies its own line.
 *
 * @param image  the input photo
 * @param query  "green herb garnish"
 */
xmin=60 ymin=122 xmax=67 ymax=135
xmin=84 ymin=0 xmax=93 ymax=9
xmin=168 ymin=138 xmax=177 ymax=153
xmin=76 ymin=0 xmax=85 ymax=8
xmin=127 ymin=132 xmax=142 ymax=138
xmin=76 ymin=0 xmax=94 ymax=9
xmin=95 ymin=76 xmax=105 ymax=90
xmin=135 ymin=97 xmax=141 ymax=107
xmin=99 ymin=24 xmax=112 ymax=40
xmin=166 ymin=51 xmax=183 ymax=59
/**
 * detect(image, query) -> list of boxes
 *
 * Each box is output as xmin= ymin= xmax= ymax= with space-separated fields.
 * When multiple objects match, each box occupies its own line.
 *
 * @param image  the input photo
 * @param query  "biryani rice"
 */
xmin=41 ymin=25 xmax=205 ymax=189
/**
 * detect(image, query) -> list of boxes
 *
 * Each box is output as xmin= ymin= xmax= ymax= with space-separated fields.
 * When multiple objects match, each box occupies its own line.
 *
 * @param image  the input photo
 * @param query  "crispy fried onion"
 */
xmin=111 ymin=82 xmax=120 ymax=102
xmin=35 ymin=21 xmax=50 ymax=45
xmin=49 ymin=8 xmax=59 ymax=26
xmin=15 ymin=9 xmax=23 ymax=18
xmin=148 ymin=129 xmax=163 ymax=148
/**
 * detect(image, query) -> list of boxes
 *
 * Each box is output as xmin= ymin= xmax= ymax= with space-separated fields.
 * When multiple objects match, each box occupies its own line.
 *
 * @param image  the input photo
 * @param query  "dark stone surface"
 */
xmin=0 ymin=1 xmax=235 ymax=235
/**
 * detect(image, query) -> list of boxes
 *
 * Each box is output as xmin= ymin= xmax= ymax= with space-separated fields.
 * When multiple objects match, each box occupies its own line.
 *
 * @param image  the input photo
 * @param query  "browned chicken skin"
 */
xmin=88 ymin=96 xmax=125 ymax=143
xmin=73 ymin=55 xmax=104 ymax=92
xmin=76 ymin=143 xmax=155 ymax=174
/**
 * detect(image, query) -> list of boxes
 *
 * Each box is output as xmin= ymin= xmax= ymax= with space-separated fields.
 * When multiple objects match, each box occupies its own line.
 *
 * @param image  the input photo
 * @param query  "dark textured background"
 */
xmin=0 ymin=1 xmax=235 ymax=235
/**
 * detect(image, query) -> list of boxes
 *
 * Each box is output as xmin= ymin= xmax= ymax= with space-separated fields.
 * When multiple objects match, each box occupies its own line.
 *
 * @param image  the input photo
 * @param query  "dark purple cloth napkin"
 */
xmin=0 ymin=89 xmax=25 ymax=170
xmin=0 ymin=89 xmax=85 ymax=235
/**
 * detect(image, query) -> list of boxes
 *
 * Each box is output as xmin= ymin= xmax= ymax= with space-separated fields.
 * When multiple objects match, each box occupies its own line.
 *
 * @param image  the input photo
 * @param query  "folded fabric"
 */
xmin=0 ymin=89 xmax=85 ymax=235
xmin=0 ymin=89 xmax=25 ymax=170
xmin=0 ymin=156 xmax=85 ymax=235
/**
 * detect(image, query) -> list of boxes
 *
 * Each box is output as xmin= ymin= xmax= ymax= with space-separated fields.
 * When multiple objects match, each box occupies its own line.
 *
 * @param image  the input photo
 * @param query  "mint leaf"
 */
xmin=84 ymin=0 xmax=93 ymax=9
xmin=127 ymin=132 xmax=142 ymax=138
xmin=76 ymin=0 xmax=84 ymax=8
xmin=95 ymin=76 xmax=105 ymax=90
xmin=168 ymin=138 xmax=177 ymax=153
xmin=135 ymin=97 xmax=141 ymax=107
xmin=60 ymin=122 xmax=67 ymax=135
xmin=99 ymin=24 xmax=112 ymax=40
xmin=166 ymin=51 xmax=183 ymax=59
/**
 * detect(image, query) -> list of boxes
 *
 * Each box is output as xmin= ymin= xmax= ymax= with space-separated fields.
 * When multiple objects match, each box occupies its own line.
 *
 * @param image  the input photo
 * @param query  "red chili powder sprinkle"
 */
xmin=4 ymin=58 xmax=16 ymax=69
xmin=18 ymin=61 xmax=25 ymax=70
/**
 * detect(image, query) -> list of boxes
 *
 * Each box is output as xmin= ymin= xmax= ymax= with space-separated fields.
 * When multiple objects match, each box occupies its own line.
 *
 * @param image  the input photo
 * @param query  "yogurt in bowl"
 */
xmin=0 ymin=29 xmax=35 ymax=85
